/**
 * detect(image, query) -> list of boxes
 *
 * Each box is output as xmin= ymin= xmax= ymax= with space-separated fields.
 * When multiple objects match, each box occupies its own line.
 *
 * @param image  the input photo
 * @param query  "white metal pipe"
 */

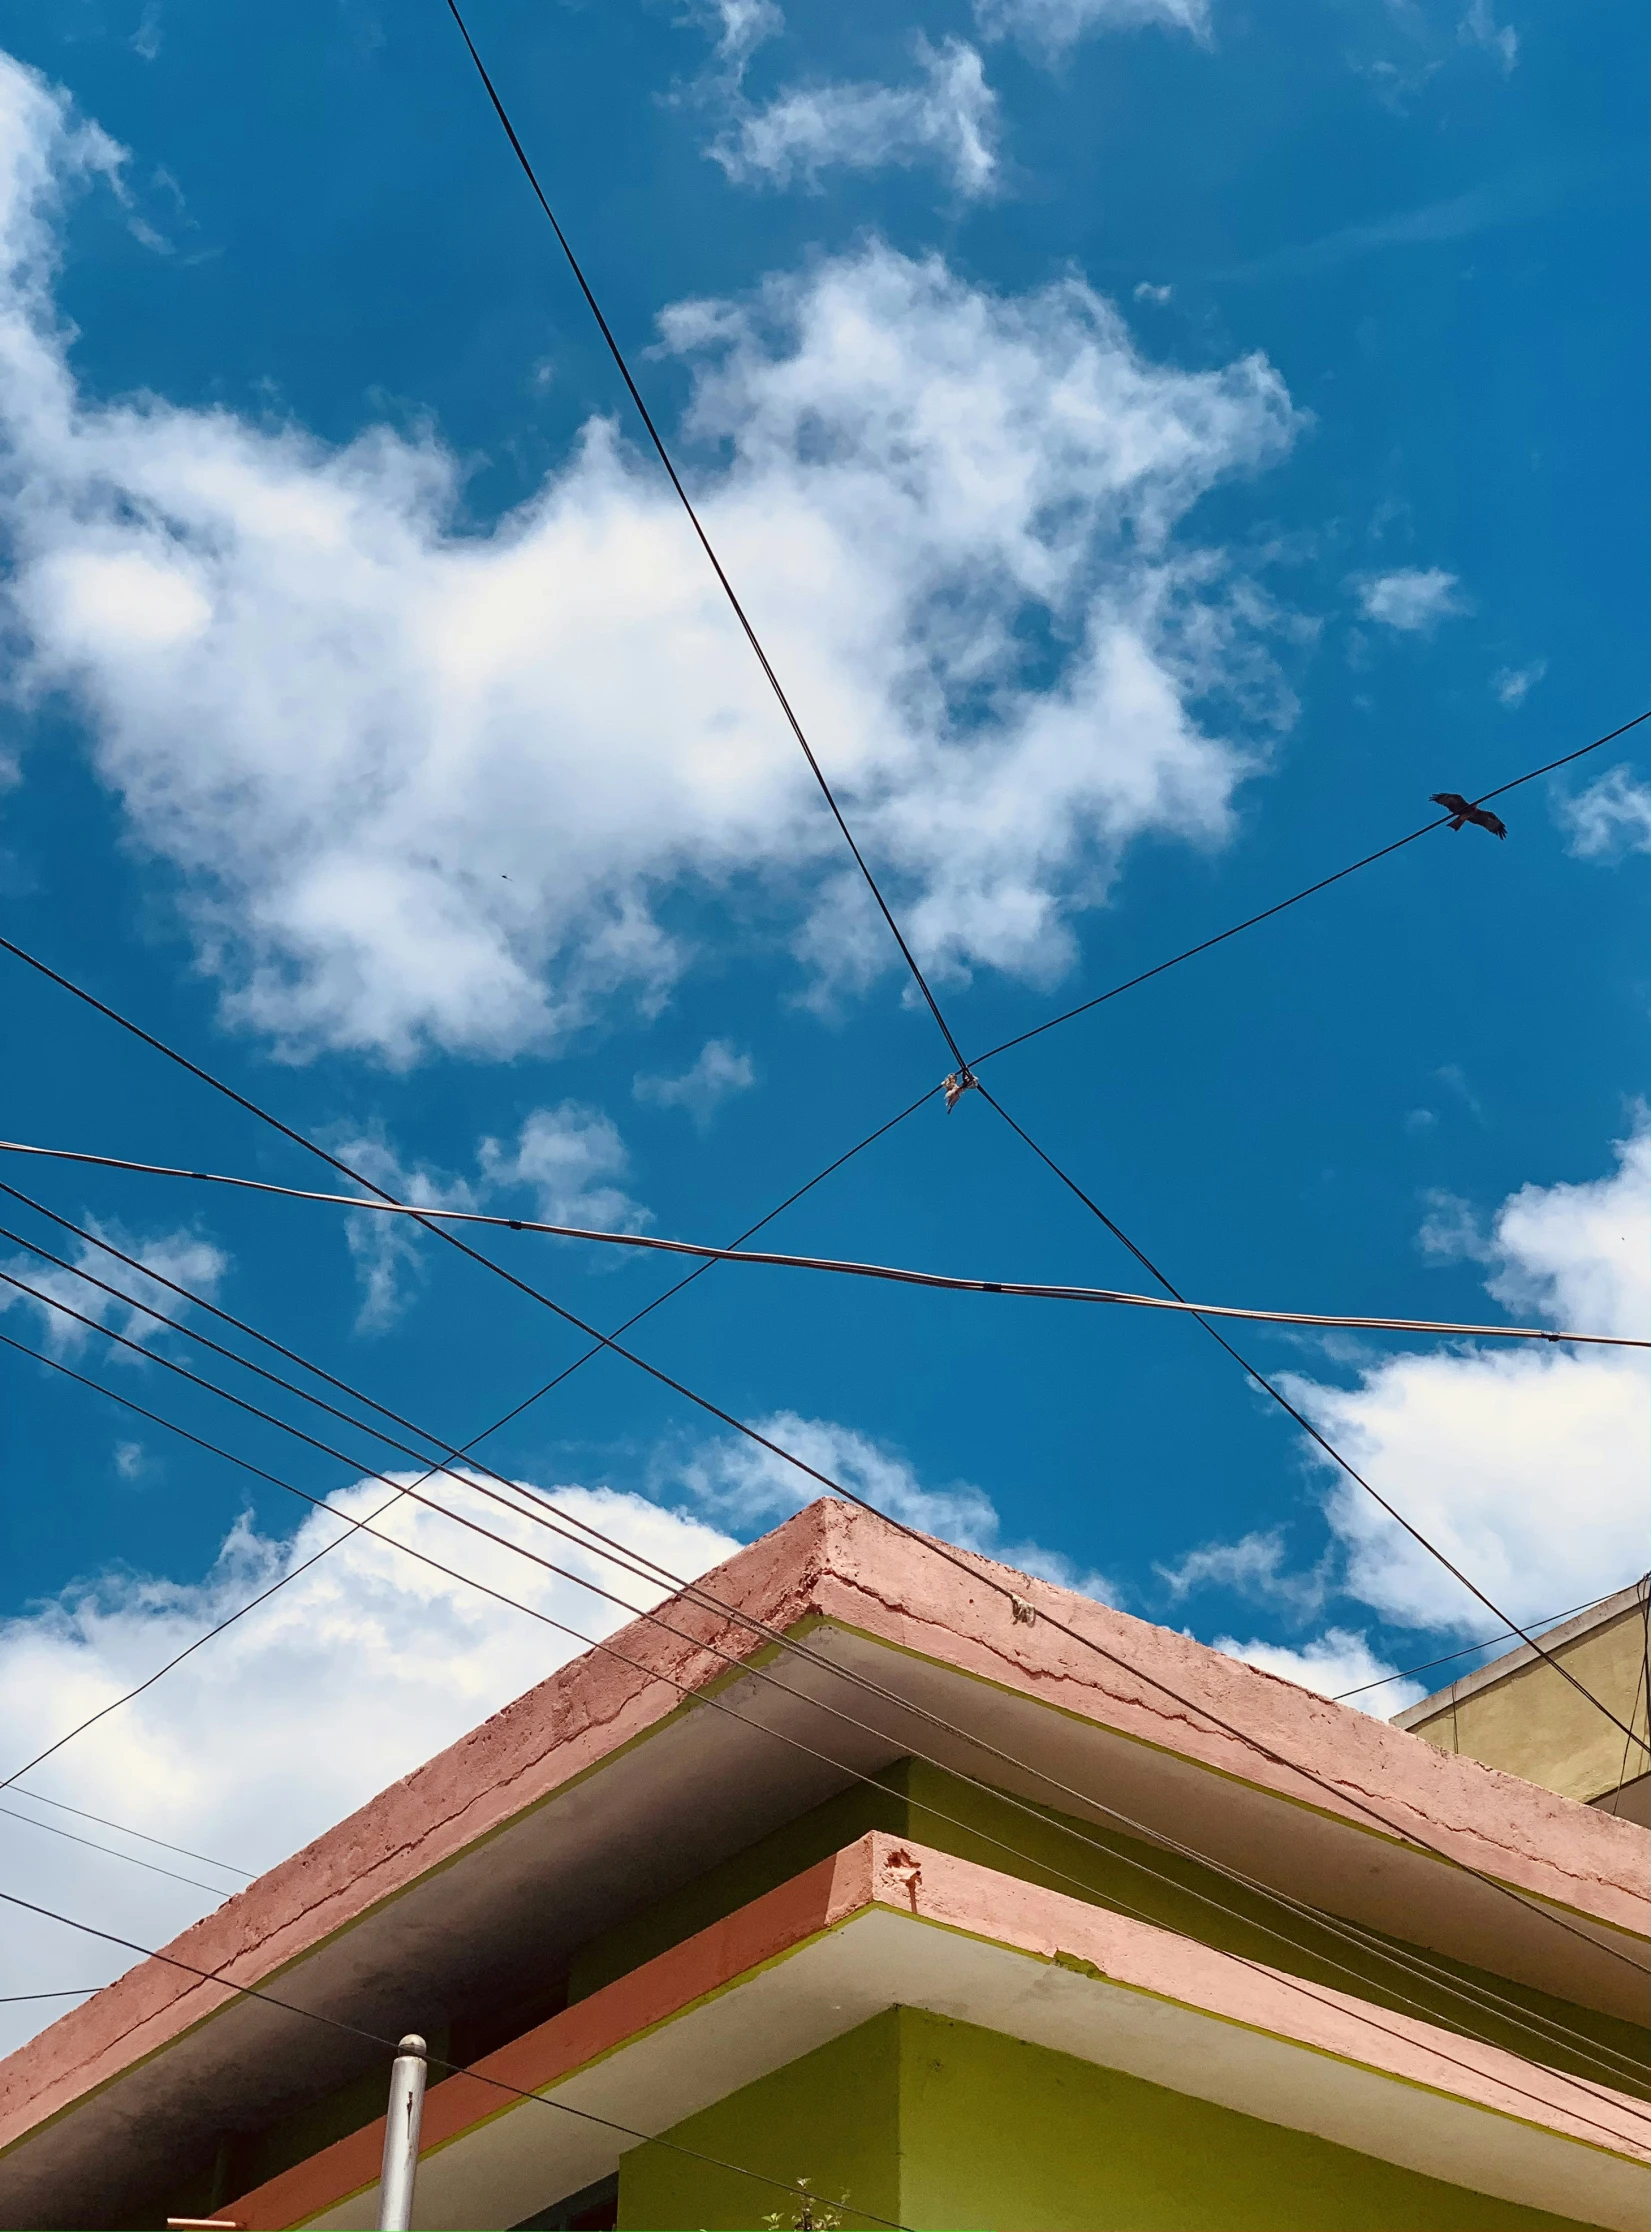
xmin=377 ymin=2034 xmax=428 ymax=2232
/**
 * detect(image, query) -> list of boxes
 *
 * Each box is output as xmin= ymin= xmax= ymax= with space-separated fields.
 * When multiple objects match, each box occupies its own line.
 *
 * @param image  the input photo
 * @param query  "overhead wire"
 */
xmin=3 ymin=1257 xmax=1645 ymax=2096
xmin=0 ymin=1886 xmax=919 ymax=2231
xmin=4 ymin=1143 xmax=1639 ymax=1349
xmin=969 ymin=713 xmax=1650 ymax=1068
xmin=442 ymin=0 xmax=969 ymax=1078
xmin=0 ymin=963 xmax=1644 ymax=2006
xmin=0 ymin=1346 xmax=1643 ymax=2145
xmin=0 ymin=1803 xmax=234 ymax=1900
xmin=1332 ymin=1591 xmax=1630 ymax=1701
xmin=0 ymin=1788 xmax=251 ymax=1879
xmin=972 ymin=1077 xmax=1651 ymax=1759
xmin=2 ymin=1316 xmax=1645 ymax=2124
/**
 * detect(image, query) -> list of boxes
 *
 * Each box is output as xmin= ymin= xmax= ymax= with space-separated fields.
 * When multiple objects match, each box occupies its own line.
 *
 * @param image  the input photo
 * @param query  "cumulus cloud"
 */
xmin=1354 ymin=566 xmax=1466 ymax=632
xmin=1557 ymin=764 xmax=1651 ymax=862
xmin=1155 ymin=1527 xmax=1326 ymax=1616
xmin=0 ymin=1474 xmax=741 ymax=2055
xmin=1280 ymin=1124 xmax=1649 ymax=1635
xmin=975 ymin=0 xmax=1210 ymax=63
xmin=691 ymin=0 xmax=784 ymax=80
xmin=677 ymin=1410 xmax=1120 ymax=1601
xmin=1213 ymin=1627 xmax=1419 ymax=1710
xmin=0 ymin=1219 xmax=227 ymax=1356
xmin=634 ymin=1038 xmax=755 ymax=1127
xmin=712 ymin=37 xmax=1001 ymax=197
xmin=1458 ymin=0 xmax=1518 ymax=72
xmin=333 ymin=1105 xmax=649 ymax=1327
xmin=1491 ymin=658 xmax=1544 ymax=708
xmin=0 ymin=53 xmax=1297 ymax=1064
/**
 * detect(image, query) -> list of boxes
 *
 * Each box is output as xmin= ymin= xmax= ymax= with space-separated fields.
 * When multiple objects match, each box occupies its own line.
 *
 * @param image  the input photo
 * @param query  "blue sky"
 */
xmin=0 ymin=0 xmax=1645 ymax=2032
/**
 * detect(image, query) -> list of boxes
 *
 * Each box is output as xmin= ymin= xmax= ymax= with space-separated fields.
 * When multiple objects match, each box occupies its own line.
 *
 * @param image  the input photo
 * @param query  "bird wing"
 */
xmin=1476 ymin=808 xmax=1507 ymax=838
xmin=1431 ymin=792 xmax=1469 ymax=814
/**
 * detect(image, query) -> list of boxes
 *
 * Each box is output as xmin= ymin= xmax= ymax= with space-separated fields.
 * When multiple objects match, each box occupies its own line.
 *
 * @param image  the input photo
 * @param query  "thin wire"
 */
xmin=2 ymin=1336 xmax=1644 ymax=2128
xmin=0 ymin=1889 xmax=918 ymax=2230
xmin=0 ymin=1092 xmax=936 ymax=1796
xmin=1606 ymin=1585 xmax=1651 ymax=1819
xmin=442 ymin=0 xmax=968 ymax=1075
xmin=5 ymin=1280 xmax=1644 ymax=2093
xmin=0 ymin=1988 xmax=101 ymax=2003
xmin=1 ymin=943 xmax=1645 ymax=1981
xmin=0 ymin=1789 xmax=251 ymax=1879
xmin=973 ymin=1079 xmax=1651 ymax=1759
xmin=1332 ymin=1593 xmax=1623 ymax=1701
xmin=7 ymin=1144 xmax=1636 ymax=1349
xmin=0 ymin=1803 xmax=233 ymax=1899
xmin=971 ymin=714 xmax=1651 ymax=1066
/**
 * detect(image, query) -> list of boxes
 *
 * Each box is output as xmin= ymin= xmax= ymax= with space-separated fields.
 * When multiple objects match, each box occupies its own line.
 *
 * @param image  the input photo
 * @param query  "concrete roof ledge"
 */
xmin=3 ymin=1499 xmax=1647 ymax=2166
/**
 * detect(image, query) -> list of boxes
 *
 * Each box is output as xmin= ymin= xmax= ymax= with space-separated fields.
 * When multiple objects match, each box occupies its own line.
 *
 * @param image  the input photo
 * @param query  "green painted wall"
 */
xmin=618 ymin=2006 xmax=1614 ymax=2231
xmin=569 ymin=1757 xmax=1647 ymax=2093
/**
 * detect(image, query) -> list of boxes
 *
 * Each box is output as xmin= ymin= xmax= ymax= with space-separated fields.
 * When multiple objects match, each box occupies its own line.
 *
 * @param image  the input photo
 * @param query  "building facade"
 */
xmin=1 ymin=1501 xmax=1646 ymax=2230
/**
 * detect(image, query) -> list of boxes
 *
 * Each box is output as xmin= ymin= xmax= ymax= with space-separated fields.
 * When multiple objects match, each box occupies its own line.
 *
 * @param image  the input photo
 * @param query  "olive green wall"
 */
xmin=569 ymin=1757 xmax=1646 ymax=2090
xmin=618 ymin=2006 xmax=1613 ymax=2232
xmin=1403 ymin=1597 xmax=1650 ymax=1808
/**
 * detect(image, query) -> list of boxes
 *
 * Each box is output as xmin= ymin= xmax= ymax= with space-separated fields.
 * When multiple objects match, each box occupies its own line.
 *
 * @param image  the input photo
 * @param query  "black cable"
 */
xmin=5 ymin=1274 xmax=1645 ymax=2091
xmin=8 ymin=1148 xmax=1636 ymax=1348
xmin=0 ymin=1888 xmax=918 ymax=2229
xmin=1332 ymin=1592 xmax=1625 ymax=1701
xmin=0 ymin=1091 xmax=936 ymax=1795
xmin=0 ymin=1802 xmax=232 ymax=1899
xmin=972 ymin=1079 xmax=1650 ymax=1759
xmin=441 ymin=0 xmax=969 ymax=1075
xmin=3 ymin=1335 xmax=1644 ymax=2132
xmin=1 ymin=940 xmax=1645 ymax=1987
xmin=971 ymin=713 xmax=1650 ymax=1067
xmin=0 ymin=1788 xmax=251 ymax=1878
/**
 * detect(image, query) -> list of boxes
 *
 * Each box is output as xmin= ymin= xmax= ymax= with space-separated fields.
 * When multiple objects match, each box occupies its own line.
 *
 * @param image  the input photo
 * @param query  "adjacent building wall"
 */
xmin=619 ymin=2006 xmax=1613 ymax=2231
xmin=1394 ymin=1581 xmax=1650 ymax=1819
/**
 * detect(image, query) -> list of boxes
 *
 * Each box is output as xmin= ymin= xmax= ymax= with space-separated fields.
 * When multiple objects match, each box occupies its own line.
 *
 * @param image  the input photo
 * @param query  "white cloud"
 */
xmin=634 ymin=1038 xmax=755 ymax=1127
xmin=1458 ymin=0 xmax=1518 ymax=72
xmin=0 ymin=1475 xmax=741 ymax=2056
xmin=1353 ymin=566 xmax=1466 ymax=632
xmin=711 ymin=37 xmax=1001 ymax=198
xmin=0 ymin=1219 xmax=227 ymax=1356
xmin=0 ymin=54 xmax=1298 ymax=1064
xmin=1133 ymin=281 xmax=1173 ymax=305
xmin=694 ymin=0 xmax=784 ymax=77
xmin=112 ymin=1439 xmax=146 ymax=1480
xmin=1491 ymin=658 xmax=1544 ymax=707
xmin=130 ymin=6 xmax=163 ymax=64
xmin=974 ymin=0 xmax=1209 ymax=63
xmin=1214 ymin=1628 xmax=1419 ymax=1711
xmin=1558 ymin=764 xmax=1651 ymax=862
xmin=677 ymin=1410 xmax=1120 ymax=1602
xmin=478 ymin=1102 xmax=648 ymax=1230
xmin=1155 ymin=1527 xmax=1325 ymax=1616
xmin=332 ymin=1106 xmax=648 ymax=1327
xmin=1280 ymin=1124 xmax=1650 ymax=1635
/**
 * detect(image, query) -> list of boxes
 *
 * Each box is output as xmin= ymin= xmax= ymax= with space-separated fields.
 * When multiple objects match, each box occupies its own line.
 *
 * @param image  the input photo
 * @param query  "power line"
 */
xmin=0 ymin=1887 xmax=919 ymax=2230
xmin=972 ymin=1078 xmax=1651 ymax=1759
xmin=4 ymin=1281 xmax=1645 ymax=2090
xmin=4 ymin=1469 xmax=1646 ymax=2148
xmin=442 ymin=0 xmax=968 ymax=1077
xmin=1332 ymin=1591 xmax=1635 ymax=1702
xmin=0 ymin=1803 xmax=234 ymax=1900
xmin=1 ymin=1332 xmax=1643 ymax=2122
xmin=0 ymin=1093 xmax=938 ymax=1798
xmin=0 ymin=1791 xmax=252 ymax=1879
xmin=970 ymin=713 xmax=1650 ymax=1068
xmin=0 ymin=1988 xmax=101 ymax=2004
xmin=1 ymin=941 xmax=1645 ymax=1994
xmin=6 ymin=1142 xmax=1638 ymax=1350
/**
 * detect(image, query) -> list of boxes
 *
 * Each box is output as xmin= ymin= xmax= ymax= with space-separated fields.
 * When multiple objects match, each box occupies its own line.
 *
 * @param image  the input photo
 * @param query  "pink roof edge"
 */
xmin=3 ymin=1496 xmax=1644 ymax=2147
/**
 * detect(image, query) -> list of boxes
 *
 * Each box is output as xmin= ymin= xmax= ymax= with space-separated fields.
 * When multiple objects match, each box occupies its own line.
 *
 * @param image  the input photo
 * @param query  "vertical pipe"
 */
xmin=377 ymin=2033 xmax=428 ymax=2232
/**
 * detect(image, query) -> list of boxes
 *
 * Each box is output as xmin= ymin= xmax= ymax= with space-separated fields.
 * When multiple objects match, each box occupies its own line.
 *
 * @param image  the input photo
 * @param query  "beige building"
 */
xmin=1393 ymin=1578 xmax=1650 ymax=1825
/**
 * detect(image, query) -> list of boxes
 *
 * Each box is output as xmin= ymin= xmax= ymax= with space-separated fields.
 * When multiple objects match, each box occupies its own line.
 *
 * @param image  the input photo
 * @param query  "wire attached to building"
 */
xmin=3 ymin=1271 xmax=1646 ymax=2091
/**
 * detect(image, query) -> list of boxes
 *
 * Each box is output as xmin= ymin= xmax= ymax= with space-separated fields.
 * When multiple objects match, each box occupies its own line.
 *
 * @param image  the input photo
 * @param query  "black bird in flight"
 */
xmin=1431 ymin=791 xmax=1507 ymax=839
